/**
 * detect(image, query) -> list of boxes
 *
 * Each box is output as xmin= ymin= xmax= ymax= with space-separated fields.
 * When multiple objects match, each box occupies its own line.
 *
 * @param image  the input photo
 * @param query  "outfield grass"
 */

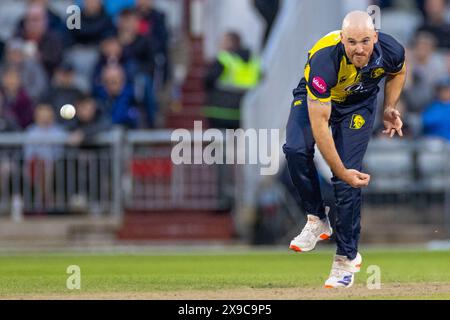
xmin=0 ymin=249 xmax=449 ymax=298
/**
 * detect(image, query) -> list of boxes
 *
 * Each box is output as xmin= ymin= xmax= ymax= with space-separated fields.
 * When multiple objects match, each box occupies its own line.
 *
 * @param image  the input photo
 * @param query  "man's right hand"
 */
xmin=341 ymin=169 xmax=371 ymax=188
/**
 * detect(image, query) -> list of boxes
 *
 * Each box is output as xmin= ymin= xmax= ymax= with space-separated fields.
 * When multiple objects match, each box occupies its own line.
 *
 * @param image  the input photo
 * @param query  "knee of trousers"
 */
xmin=332 ymin=179 xmax=362 ymax=205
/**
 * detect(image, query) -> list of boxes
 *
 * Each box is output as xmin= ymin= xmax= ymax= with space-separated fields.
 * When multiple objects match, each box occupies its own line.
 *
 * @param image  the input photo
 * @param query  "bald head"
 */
xmin=342 ymin=11 xmax=375 ymax=33
xmin=341 ymin=11 xmax=377 ymax=68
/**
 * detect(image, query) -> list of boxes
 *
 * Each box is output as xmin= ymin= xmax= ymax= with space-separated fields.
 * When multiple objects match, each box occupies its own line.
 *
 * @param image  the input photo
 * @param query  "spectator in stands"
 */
xmin=422 ymin=76 xmax=450 ymax=141
xmin=92 ymin=34 xmax=135 ymax=98
xmin=0 ymin=65 xmax=34 ymax=130
xmin=43 ymin=62 xmax=84 ymax=123
xmin=1 ymin=38 xmax=48 ymax=103
xmin=446 ymin=51 xmax=450 ymax=75
xmin=16 ymin=3 xmax=64 ymax=75
xmin=69 ymin=0 xmax=116 ymax=46
xmin=24 ymin=102 xmax=66 ymax=210
xmin=203 ymin=31 xmax=262 ymax=129
xmin=253 ymin=0 xmax=280 ymax=49
xmin=135 ymin=0 xmax=170 ymax=84
xmin=118 ymin=9 xmax=155 ymax=78
xmin=24 ymin=102 xmax=66 ymax=163
xmin=118 ymin=8 xmax=158 ymax=128
xmin=66 ymin=95 xmax=112 ymax=147
xmin=415 ymin=0 xmax=450 ymax=48
xmin=0 ymin=91 xmax=20 ymax=132
xmin=403 ymin=32 xmax=446 ymax=116
xmin=16 ymin=0 xmax=69 ymax=47
xmin=95 ymin=64 xmax=138 ymax=128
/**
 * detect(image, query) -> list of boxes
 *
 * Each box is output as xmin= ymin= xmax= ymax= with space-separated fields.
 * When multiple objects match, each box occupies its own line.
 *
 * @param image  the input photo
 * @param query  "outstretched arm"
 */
xmin=307 ymin=95 xmax=370 ymax=188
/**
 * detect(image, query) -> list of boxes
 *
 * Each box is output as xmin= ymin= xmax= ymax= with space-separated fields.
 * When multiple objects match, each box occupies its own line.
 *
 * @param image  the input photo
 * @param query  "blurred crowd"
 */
xmin=0 ymin=0 xmax=170 ymax=148
xmin=0 ymin=0 xmax=449 ymax=145
xmin=373 ymin=0 xmax=450 ymax=141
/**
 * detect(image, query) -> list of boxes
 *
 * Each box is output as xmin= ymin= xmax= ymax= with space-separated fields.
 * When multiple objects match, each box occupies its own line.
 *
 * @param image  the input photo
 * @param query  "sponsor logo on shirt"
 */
xmin=371 ymin=68 xmax=385 ymax=78
xmin=312 ymin=76 xmax=327 ymax=94
xmin=339 ymin=76 xmax=347 ymax=84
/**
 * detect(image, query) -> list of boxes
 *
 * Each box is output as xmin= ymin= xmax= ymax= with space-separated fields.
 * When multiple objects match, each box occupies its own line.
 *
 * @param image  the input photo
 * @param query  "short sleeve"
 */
xmin=380 ymin=33 xmax=406 ymax=75
xmin=304 ymin=49 xmax=338 ymax=102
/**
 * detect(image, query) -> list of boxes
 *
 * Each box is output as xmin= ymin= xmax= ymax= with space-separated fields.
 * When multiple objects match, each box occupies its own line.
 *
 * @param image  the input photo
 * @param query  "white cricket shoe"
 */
xmin=324 ymin=252 xmax=362 ymax=288
xmin=289 ymin=207 xmax=332 ymax=252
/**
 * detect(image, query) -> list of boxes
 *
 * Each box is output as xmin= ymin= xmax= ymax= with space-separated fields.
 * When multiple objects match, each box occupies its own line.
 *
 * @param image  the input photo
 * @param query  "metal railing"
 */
xmin=0 ymin=128 xmax=123 ymax=218
xmin=0 ymin=128 xmax=239 ymax=219
xmin=1 ymin=129 xmax=449 ymax=237
xmin=123 ymin=130 xmax=237 ymax=211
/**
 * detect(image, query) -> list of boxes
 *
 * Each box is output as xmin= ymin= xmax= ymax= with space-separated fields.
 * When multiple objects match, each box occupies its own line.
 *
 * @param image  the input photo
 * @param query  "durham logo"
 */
xmin=350 ymin=114 xmax=365 ymax=129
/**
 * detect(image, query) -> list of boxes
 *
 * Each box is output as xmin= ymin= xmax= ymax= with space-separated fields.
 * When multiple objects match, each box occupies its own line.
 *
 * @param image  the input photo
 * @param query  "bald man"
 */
xmin=283 ymin=11 xmax=406 ymax=288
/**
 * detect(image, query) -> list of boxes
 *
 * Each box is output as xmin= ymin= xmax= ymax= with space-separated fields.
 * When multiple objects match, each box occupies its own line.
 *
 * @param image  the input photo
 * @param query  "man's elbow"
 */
xmin=388 ymin=62 xmax=407 ymax=79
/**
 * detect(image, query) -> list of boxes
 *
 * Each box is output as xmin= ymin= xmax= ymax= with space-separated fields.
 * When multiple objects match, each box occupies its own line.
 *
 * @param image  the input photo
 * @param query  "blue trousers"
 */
xmin=282 ymin=95 xmax=376 ymax=260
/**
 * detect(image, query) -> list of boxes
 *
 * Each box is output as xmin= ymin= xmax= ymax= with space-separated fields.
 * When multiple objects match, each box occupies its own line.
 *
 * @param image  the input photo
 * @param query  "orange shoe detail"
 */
xmin=289 ymin=245 xmax=302 ymax=252
xmin=319 ymin=234 xmax=330 ymax=240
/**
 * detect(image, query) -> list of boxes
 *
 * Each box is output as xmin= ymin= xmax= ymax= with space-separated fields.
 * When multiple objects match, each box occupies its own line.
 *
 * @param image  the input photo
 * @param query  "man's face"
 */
xmin=85 ymin=0 xmax=102 ymax=15
xmin=100 ymin=38 xmax=122 ymax=60
xmin=119 ymin=15 xmax=139 ymax=35
xmin=439 ymin=86 xmax=450 ymax=103
xmin=35 ymin=105 xmax=54 ymax=127
xmin=446 ymin=53 xmax=450 ymax=75
xmin=25 ymin=6 xmax=47 ymax=38
xmin=425 ymin=0 xmax=445 ymax=22
xmin=415 ymin=35 xmax=435 ymax=62
xmin=103 ymin=68 xmax=124 ymax=96
xmin=77 ymin=100 xmax=96 ymax=122
xmin=136 ymin=0 xmax=153 ymax=11
xmin=1 ymin=69 xmax=21 ymax=93
xmin=6 ymin=48 xmax=24 ymax=65
xmin=29 ymin=0 xmax=48 ymax=5
xmin=54 ymin=70 xmax=73 ymax=87
xmin=220 ymin=34 xmax=238 ymax=52
xmin=341 ymin=29 xmax=377 ymax=68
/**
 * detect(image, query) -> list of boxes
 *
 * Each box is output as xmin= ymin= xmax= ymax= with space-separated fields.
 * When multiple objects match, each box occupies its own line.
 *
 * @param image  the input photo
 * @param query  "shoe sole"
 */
xmin=289 ymin=245 xmax=302 ymax=252
xmin=324 ymin=276 xmax=355 ymax=289
xmin=324 ymin=262 xmax=362 ymax=288
xmin=324 ymin=282 xmax=354 ymax=289
xmin=289 ymin=232 xmax=332 ymax=252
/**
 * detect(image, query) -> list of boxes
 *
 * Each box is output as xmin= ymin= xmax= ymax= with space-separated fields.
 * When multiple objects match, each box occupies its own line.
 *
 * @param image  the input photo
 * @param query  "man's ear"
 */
xmin=373 ymin=31 xmax=378 ymax=44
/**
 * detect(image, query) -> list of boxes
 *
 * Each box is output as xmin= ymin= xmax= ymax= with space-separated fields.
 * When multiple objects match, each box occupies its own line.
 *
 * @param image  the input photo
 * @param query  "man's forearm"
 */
xmin=307 ymin=98 xmax=347 ymax=180
xmin=312 ymin=122 xmax=347 ymax=179
xmin=383 ymin=65 xmax=407 ymax=110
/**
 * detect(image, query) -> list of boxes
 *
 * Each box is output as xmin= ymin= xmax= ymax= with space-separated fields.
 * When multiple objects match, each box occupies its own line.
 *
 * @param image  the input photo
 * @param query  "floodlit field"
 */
xmin=0 ymin=248 xmax=449 ymax=300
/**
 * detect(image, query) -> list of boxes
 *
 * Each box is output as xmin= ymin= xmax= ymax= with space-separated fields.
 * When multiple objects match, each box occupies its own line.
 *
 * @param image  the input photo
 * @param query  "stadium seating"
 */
xmin=364 ymin=138 xmax=415 ymax=192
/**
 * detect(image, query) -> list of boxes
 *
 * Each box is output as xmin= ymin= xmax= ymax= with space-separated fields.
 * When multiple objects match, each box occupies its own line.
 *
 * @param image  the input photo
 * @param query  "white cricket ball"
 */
xmin=60 ymin=104 xmax=76 ymax=120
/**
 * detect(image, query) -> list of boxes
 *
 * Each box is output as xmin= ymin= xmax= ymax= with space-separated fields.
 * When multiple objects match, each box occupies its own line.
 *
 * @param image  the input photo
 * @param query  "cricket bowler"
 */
xmin=282 ymin=11 xmax=406 ymax=288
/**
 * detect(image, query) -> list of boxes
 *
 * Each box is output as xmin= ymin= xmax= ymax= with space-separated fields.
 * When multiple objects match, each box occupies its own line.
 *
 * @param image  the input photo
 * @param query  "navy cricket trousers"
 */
xmin=282 ymin=95 xmax=376 ymax=260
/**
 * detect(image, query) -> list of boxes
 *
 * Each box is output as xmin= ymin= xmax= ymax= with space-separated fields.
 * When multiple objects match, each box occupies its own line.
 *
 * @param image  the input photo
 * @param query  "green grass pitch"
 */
xmin=0 ymin=248 xmax=449 ymax=299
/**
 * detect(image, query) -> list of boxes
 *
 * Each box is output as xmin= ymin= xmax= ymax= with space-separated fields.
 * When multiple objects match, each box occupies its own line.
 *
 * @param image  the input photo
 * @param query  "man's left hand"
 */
xmin=382 ymin=107 xmax=403 ymax=138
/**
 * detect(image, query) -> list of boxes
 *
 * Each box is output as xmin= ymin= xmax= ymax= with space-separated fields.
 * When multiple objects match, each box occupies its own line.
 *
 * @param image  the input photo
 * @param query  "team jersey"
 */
xmin=293 ymin=30 xmax=405 ymax=118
